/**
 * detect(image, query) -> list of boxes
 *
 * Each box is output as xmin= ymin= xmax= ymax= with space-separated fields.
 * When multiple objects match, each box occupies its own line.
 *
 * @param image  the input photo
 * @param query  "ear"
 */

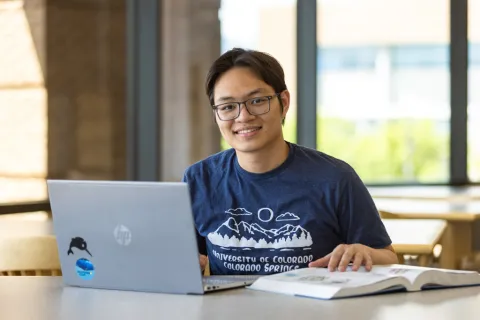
xmin=212 ymin=110 xmax=217 ymax=123
xmin=279 ymin=90 xmax=290 ymax=119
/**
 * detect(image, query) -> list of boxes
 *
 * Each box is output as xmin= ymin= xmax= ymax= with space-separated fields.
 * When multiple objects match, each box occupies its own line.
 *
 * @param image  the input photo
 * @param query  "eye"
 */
xmin=218 ymin=104 xmax=237 ymax=111
xmin=250 ymin=97 xmax=269 ymax=105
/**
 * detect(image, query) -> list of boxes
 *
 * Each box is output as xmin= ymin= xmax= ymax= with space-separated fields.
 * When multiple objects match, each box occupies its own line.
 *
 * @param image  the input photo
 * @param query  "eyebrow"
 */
xmin=216 ymin=88 xmax=266 ymax=103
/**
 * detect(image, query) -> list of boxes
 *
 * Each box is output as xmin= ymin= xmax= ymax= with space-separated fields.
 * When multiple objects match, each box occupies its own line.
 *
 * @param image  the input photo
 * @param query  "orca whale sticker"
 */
xmin=67 ymin=237 xmax=92 ymax=257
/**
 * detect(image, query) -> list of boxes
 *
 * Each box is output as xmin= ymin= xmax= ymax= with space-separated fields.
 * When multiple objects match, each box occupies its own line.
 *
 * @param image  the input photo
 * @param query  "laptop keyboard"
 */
xmin=203 ymin=275 xmax=260 ymax=285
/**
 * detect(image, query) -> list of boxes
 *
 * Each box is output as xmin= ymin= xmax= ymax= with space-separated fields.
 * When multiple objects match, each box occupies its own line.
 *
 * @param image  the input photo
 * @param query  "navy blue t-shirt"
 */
xmin=182 ymin=142 xmax=391 ymax=275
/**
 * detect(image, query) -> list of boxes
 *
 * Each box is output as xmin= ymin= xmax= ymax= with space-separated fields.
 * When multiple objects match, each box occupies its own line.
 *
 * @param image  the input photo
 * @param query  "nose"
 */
xmin=235 ymin=103 xmax=255 ymax=122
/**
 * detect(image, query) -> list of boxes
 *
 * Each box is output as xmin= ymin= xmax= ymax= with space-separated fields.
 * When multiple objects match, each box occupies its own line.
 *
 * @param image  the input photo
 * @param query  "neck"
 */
xmin=236 ymin=138 xmax=289 ymax=174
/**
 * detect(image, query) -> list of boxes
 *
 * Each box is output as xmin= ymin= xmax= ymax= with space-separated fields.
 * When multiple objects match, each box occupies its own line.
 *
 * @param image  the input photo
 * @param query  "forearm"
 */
xmin=368 ymin=246 xmax=399 ymax=265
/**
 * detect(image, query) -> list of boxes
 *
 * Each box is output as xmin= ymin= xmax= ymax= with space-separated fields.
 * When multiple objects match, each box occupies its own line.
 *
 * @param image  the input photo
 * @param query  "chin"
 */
xmin=230 ymin=140 xmax=265 ymax=153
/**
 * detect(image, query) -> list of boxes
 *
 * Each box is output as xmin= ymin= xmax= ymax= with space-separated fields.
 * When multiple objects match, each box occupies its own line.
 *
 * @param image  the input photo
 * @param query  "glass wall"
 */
xmin=316 ymin=0 xmax=450 ymax=184
xmin=219 ymin=0 xmax=297 ymax=149
xmin=469 ymin=0 xmax=480 ymax=182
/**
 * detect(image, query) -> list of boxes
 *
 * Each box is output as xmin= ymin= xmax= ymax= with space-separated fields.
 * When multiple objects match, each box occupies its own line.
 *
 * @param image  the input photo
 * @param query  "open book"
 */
xmin=248 ymin=264 xmax=480 ymax=300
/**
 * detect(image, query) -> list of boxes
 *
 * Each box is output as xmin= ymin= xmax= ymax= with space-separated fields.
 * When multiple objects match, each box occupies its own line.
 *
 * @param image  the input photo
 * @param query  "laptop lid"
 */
xmin=47 ymin=180 xmax=206 ymax=294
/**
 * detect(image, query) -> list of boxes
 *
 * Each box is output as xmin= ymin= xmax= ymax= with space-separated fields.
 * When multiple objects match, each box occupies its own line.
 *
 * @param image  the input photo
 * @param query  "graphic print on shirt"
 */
xmin=207 ymin=207 xmax=315 ymax=274
xmin=207 ymin=208 xmax=313 ymax=249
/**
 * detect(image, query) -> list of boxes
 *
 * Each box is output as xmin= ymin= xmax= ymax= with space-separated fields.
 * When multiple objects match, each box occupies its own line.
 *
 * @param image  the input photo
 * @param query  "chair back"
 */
xmin=0 ymin=235 xmax=61 ymax=276
xmin=379 ymin=210 xmax=399 ymax=219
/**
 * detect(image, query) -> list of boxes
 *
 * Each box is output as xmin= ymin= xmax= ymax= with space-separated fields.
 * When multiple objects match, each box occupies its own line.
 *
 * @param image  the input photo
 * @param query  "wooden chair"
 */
xmin=381 ymin=216 xmax=446 ymax=267
xmin=204 ymin=257 xmax=210 ymax=276
xmin=0 ymin=235 xmax=62 ymax=276
xmin=379 ymin=210 xmax=399 ymax=219
xmin=460 ymin=251 xmax=480 ymax=271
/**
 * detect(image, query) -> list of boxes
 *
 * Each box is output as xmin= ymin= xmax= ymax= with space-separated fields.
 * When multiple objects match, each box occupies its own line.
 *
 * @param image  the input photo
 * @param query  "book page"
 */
xmin=249 ymin=266 xmax=416 ymax=299
xmin=368 ymin=265 xmax=427 ymax=285
xmin=250 ymin=265 xmax=480 ymax=299
xmin=261 ymin=267 xmax=399 ymax=288
xmin=414 ymin=268 xmax=480 ymax=290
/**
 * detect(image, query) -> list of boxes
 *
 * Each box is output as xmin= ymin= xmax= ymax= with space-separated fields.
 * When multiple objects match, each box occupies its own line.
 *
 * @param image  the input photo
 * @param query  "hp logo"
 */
xmin=114 ymin=225 xmax=132 ymax=246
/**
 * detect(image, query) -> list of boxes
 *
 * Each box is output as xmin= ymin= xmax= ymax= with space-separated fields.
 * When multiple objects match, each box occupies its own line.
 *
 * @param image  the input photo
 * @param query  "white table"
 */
xmin=1 ymin=277 xmax=480 ymax=319
xmin=374 ymin=199 xmax=480 ymax=221
xmin=368 ymin=186 xmax=480 ymax=200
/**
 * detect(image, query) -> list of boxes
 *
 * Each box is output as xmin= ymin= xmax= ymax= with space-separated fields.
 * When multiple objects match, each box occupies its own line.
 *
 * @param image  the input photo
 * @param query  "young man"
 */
xmin=183 ymin=48 xmax=398 ymax=275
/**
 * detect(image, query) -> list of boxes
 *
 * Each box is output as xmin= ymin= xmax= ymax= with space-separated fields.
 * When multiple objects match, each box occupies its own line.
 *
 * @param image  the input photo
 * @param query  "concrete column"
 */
xmin=160 ymin=0 xmax=221 ymax=181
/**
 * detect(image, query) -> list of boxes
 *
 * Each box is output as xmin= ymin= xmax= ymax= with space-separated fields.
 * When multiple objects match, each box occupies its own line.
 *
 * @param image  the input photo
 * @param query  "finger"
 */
xmin=328 ymin=245 xmax=346 ymax=272
xmin=199 ymin=254 xmax=208 ymax=270
xmin=308 ymin=254 xmax=331 ymax=268
xmin=338 ymin=247 xmax=355 ymax=272
xmin=364 ymin=253 xmax=373 ymax=271
xmin=351 ymin=252 xmax=364 ymax=271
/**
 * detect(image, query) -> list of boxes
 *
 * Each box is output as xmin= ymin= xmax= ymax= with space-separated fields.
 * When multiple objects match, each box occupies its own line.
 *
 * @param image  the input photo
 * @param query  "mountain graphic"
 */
xmin=207 ymin=217 xmax=313 ymax=249
xmin=276 ymin=212 xmax=300 ymax=221
xmin=225 ymin=208 xmax=252 ymax=216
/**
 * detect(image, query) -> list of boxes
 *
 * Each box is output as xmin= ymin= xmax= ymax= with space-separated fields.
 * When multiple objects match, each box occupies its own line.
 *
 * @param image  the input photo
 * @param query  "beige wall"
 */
xmin=46 ymin=0 xmax=127 ymax=182
xmin=0 ymin=0 xmax=47 ymax=202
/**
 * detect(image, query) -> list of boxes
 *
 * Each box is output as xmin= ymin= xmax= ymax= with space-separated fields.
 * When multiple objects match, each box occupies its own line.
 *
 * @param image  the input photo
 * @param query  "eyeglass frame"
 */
xmin=211 ymin=93 xmax=282 ymax=121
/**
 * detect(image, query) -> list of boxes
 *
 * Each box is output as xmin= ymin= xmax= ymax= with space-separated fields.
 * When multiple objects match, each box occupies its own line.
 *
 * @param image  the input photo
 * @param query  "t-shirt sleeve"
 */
xmin=337 ymin=170 xmax=392 ymax=249
xmin=182 ymin=171 xmax=208 ymax=256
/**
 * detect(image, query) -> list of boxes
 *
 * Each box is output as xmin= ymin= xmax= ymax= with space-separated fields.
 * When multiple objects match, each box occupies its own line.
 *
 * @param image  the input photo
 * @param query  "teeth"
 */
xmin=237 ymin=128 xmax=259 ymax=134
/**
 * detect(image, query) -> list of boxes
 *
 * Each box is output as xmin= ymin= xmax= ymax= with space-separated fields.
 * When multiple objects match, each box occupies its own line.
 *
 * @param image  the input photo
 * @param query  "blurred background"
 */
xmin=0 ymin=0 xmax=475 ymax=302
xmin=0 ymin=0 xmax=479 ymax=267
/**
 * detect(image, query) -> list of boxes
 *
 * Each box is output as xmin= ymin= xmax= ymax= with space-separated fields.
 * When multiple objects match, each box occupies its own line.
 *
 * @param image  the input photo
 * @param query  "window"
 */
xmin=316 ymin=0 xmax=450 ymax=184
xmin=391 ymin=45 xmax=449 ymax=68
xmin=318 ymin=46 xmax=377 ymax=71
xmin=219 ymin=0 xmax=297 ymax=150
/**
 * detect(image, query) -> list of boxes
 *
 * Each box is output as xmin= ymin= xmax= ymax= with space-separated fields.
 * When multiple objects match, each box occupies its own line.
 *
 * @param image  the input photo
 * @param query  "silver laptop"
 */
xmin=47 ymin=179 xmax=258 ymax=294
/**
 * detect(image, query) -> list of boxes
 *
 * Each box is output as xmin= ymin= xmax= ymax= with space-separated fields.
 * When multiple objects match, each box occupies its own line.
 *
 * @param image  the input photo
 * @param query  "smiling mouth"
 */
xmin=234 ymin=127 xmax=262 ymax=134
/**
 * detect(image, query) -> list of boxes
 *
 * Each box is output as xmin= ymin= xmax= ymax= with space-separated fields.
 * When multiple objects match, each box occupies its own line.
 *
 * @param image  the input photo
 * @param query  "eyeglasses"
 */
xmin=212 ymin=93 xmax=280 ymax=121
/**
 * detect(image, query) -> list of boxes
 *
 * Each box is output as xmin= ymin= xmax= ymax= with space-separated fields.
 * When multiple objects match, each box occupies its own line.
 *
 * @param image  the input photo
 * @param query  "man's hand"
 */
xmin=199 ymin=254 xmax=208 ymax=271
xmin=308 ymin=244 xmax=373 ymax=272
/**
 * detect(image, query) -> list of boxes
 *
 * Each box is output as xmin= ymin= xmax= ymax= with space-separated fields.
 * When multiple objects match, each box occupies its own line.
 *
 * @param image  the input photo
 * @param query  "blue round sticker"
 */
xmin=76 ymin=258 xmax=95 ymax=280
